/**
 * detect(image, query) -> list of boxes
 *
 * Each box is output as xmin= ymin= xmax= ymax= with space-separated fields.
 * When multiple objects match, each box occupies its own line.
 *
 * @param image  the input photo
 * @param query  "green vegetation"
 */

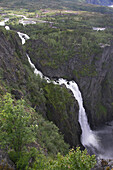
xmin=44 ymin=83 xmax=73 ymax=112
xmin=1 ymin=1 xmax=113 ymax=73
xmin=0 ymin=93 xmax=68 ymax=169
xmin=31 ymin=147 xmax=96 ymax=170
xmin=0 ymin=93 xmax=35 ymax=152
xmin=96 ymin=103 xmax=107 ymax=119
xmin=6 ymin=8 xmax=111 ymax=78
xmin=0 ymin=0 xmax=113 ymax=13
xmin=1 ymin=0 xmax=113 ymax=168
xmin=0 ymin=93 xmax=96 ymax=169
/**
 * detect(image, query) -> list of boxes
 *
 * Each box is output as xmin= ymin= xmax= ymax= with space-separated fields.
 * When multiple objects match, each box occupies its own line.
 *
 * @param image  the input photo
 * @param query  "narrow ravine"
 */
xmin=2 ymin=18 xmax=113 ymax=159
xmin=1 ymin=13 xmax=113 ymax=164
xmin=13 ymin=30 xmax=113 ymax=160
xmin=17 ymin=32 xmax=99 ymax=151
xmin=16 ymin=30 xmax=113 ymax=161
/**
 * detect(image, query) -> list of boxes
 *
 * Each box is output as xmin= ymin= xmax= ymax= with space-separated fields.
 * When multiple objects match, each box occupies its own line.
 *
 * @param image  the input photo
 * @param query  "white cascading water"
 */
xmin=17 ymin=32 xmax=30 ymax=45
xmin=58 ymin=79 xmax=99 ymax=148
xmin=17 ymin=32 xmax=99 ymax=150
xmin=0 ymin=18 xmax=10 ymax=30
xmin=0 ymin=18 xmax=9 ymax=26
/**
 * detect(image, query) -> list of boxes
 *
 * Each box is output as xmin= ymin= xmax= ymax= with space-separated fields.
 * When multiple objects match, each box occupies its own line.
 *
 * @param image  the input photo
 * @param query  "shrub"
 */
xmin=32 ymin=147 xmax=96 ymax=170
xmin=0 ymin=93 xmax=35 ymax=152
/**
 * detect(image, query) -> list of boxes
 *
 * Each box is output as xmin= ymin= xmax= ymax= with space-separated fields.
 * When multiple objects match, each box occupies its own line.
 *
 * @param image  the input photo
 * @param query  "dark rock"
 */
xmin=44 ymin=84 xmax=81 ymax=147
xmin=11 ymin=89 xmax=23 ymax=99
xmin=26 ymin=39 xmax=113 ymax=129
xmin=0 ymin=29 xmax=27 ymax=87
xmin=101 ymin=159 xmax=108 ymax=167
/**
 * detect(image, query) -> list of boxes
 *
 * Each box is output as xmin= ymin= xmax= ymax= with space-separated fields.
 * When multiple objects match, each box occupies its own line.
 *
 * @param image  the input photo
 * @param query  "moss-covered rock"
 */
xmin=43 ymin=82 xmax=80 ymax=147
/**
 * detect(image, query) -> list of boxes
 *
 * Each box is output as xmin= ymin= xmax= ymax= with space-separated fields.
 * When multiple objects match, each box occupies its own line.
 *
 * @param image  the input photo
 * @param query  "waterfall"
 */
xmin=27 ymin=56 xmax=99 ymax=148
xmin=17 ymin=32 xmax=30 ymax=45
xmin=3 ymin=16 xmax=113 ymax=159
xmin=0 ymin=18 xmax=9 ymax=26
xmin=18 ymin=31 xmax=99 ymax=150
xmin=57 ymin=79 xmax=99 ymax=148
xmin=1 ymin=15 xmax=99 ymax=150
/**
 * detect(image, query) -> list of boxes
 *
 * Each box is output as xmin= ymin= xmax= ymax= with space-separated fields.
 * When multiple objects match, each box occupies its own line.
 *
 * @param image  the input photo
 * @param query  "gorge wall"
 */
xmin=26 ymin=39 xmax=113 ymax=129
xmin=0 ymin=28 xmax=81 ymax=148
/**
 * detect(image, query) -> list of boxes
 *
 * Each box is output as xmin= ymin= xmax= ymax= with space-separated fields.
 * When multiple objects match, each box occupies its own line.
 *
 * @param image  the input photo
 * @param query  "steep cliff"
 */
xmin=26 ymin=39 xmax=113 ymax=129
xmin=0 ymin=28 xmax=80 ymax=147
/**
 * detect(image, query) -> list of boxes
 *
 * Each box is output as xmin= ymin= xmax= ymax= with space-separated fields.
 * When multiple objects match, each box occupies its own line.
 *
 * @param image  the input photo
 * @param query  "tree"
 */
xmin=0 ymin=93 xmax=35 ymax=152
xmin=31 ymin=147 xmax=96 ymax=170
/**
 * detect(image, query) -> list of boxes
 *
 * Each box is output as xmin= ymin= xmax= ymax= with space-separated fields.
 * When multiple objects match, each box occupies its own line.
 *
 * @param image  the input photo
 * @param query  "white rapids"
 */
xmin=92 ymin=27 xmax=106 ymax=31
xmin=5 ymin=26 xmax=10 ymax=30
xmin=0 ymin=18 xmax=10 ymax=30
xmin=56 ymin=79 xmax=99 ymax=148
xmin=17 ymin=32 xmax=30 ymax=45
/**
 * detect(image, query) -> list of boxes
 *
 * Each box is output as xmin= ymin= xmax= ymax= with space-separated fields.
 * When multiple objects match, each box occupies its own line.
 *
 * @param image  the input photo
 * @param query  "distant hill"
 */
xmin=0 ymin=0 xmax=112 ymax=6
xmin=87 ymin=0 xmax=113 ymax=6
xmin=0 ymin=0 xmax=113 ymax=14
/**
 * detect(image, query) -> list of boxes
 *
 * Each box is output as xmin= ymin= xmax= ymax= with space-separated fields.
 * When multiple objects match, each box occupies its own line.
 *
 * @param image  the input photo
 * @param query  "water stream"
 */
xmin=92 ymin=27 xmax=106 ymax=31
xmin=0 ymin=18 xmax=9 ymax=26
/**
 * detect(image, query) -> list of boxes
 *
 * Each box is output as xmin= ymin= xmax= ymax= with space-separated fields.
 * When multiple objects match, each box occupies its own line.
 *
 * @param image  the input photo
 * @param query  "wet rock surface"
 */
xmin=93 ymin=158 xmax=113 ymax=170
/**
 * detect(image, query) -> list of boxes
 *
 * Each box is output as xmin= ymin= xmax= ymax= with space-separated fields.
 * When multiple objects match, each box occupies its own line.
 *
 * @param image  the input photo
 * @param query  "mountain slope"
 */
xmin=0 ymin=27 xmax=81 ymax=148
xmin=87 ymin=0 xmax=113 ymax=5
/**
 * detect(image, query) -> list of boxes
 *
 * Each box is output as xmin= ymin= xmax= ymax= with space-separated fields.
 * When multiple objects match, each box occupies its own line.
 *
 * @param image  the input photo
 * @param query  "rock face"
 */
xmin=26 ymin=39 xmax=113 ymax=129
xmin=0 ymin=29 xmax=27 ymax=87
xmin=0 ymin=28 xmax=81 ymax=148
xmin=44 ymin=84 xmax=81 ymax=147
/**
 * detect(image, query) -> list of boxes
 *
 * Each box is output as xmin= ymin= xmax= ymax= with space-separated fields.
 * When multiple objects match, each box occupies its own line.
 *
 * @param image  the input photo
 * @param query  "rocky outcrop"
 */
xmin=0 ymin=29 xmax=27 ymax=87
xmin=0 ymin=29 xmax=47 ymax=117
xmin=26 ymin=39 xmax=113 ymax=129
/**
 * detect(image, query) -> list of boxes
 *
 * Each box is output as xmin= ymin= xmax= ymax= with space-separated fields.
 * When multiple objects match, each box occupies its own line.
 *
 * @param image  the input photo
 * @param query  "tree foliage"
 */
xmin=31 ymin=147 xmax=96 ymax=170
xmin=0 ymin=93 xmax=35 ymax=152
xmin=0 ymin=93 xmax=96 ymax=170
